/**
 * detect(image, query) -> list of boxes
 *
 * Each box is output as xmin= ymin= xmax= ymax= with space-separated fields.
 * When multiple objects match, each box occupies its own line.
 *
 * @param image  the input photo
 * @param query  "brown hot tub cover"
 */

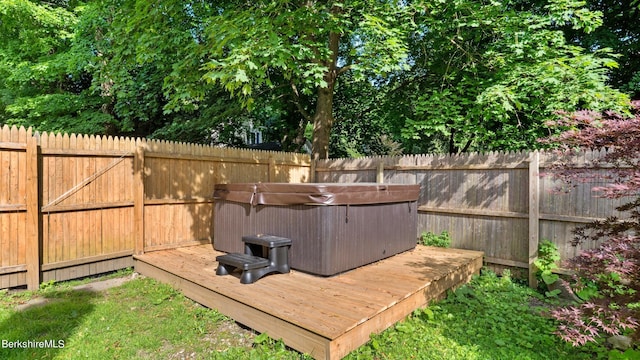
xmin=213 ymin=182 xmax=420 ymax=206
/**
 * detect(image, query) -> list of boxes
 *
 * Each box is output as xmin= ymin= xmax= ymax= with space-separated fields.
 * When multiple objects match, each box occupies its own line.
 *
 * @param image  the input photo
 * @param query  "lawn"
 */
xmin=0 ymin=270 xmax=274 ymax=360
xmin=0 ymin=269 xmax=617 ymax=359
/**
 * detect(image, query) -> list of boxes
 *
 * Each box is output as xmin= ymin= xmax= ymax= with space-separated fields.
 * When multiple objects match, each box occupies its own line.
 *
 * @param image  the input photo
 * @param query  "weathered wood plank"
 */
xmin=134 ymin=145 xmax=145 ymax=255
xmin=0 ymin=264 xmax=27 ymax=275
xmin=0 ymin=142 xmax=27 ymax=150
xmin=41 ymin=250 xmax=132 ymax=271
xmin=528 ymin=151 xmax=540 ymax=288
xmin=419 ymin=206 xmax=528 ymax=219
xmin=25 ymin=134 xmax=41 ymax=290
xmin=143 ymin=240 xmax=210 ymax=252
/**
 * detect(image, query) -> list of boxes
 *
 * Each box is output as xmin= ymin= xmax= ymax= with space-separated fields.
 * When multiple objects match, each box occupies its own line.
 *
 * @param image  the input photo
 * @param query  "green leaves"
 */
xmin=545 ymin=0 xmax=603 ymax=33
xmin=354 ymin=11 xmax=412 ymax=76
xmin=0 ymin=0 xmax=77 ymax=59
xmin=394 ymin=0 xmax=629 ymax=153
xmin=0 ymin=0 xmax=632 ymax=156
xmin=201 ymin=1 xmax=416 ymax=99
xmin=0 ymin=0 xmax=111 ymax=132
xmin=201 ymin=3 xmax=330 ymax=103
xmin=419 ymin=231 xmax=452 ymax=248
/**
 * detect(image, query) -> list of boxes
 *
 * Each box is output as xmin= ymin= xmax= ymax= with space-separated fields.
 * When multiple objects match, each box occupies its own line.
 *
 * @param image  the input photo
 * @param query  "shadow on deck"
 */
xmin=134 ymin=244 xmax=483 ymax=360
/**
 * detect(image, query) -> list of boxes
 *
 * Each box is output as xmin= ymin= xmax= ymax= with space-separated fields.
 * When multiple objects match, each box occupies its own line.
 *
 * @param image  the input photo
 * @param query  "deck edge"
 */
xmin=328 ymin=254 xmax=483 ymax=359
xmin=134 ymin=259 xmax=332 ymax=359
xmin=134 ymin=247 xmax=484 ymax=360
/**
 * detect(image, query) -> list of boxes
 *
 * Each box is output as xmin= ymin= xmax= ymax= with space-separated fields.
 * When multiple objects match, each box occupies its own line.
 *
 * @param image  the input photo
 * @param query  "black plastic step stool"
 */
xmin=216 ymin=234 xmax=292 ymax=284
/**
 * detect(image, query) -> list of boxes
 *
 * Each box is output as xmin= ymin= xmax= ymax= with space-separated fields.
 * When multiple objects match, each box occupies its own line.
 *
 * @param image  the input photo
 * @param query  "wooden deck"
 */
xmin=133 ymin=244 xmax=484 ymax=360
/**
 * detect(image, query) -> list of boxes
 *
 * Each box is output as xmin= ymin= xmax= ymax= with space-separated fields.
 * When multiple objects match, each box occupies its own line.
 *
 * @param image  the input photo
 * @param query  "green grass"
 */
xmin=0 ymin=272 xmax=306 ymax=359
xmin=0 ymin=269 xmax=616 ymax=359
xmin=346 ymin=270 xmax=609 ymax=360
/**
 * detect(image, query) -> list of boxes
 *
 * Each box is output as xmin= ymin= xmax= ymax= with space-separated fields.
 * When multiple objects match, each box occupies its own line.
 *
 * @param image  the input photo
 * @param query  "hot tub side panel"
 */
xmin=213 ymin=200 xmax=254 ymax=254
xmin=252 ymin=205 xmax=327 ymax=274
xmin=324 ymin=202 xmax=418 ymax=275
xmin=213 ymin=199 xmax=418 ymax=276
xmin=214 ymin=202 xmax=328 ymax=273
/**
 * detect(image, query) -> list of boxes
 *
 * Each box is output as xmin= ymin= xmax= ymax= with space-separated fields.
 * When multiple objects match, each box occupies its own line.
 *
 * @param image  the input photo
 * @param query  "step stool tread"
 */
xmin=242 ymin=234 xmax=292 ymax=247
xmin=216 ymin=253 xmax=269 ymax=270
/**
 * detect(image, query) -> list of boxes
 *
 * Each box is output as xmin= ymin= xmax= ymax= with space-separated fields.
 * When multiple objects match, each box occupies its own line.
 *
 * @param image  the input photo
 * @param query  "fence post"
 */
xmin=134 ymin=144 xmax=145 ymax=255
xmin=376 ymin=161 xmax=384 ymax=184
xmin=25 ymin=132 xmax=41 ymax=290
xmin=528 ymin=151 xmax=540 ymax=288
xmin=310 ymin=154 xmax=319 ymax=183
xmin=268 ymin=156 xmax=276 ymax=182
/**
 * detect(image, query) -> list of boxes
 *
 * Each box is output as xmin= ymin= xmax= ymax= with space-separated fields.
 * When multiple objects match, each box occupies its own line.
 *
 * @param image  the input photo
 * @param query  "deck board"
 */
xmin=134 ymin=244 xmax=483 ymax=360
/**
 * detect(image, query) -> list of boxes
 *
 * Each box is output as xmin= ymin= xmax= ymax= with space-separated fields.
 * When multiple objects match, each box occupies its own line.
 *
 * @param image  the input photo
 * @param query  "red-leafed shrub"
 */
xmin=542 ymin=101 xmax=640 ymax=346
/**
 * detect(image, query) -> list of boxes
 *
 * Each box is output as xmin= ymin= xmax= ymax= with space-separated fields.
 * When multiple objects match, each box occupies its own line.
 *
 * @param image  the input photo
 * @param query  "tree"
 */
xmin=0 ymin=0 xmax=112 ymax=133
xmin=542 ymin=101 xmax=640 ymax=346
xmin=1 ymin=0 xmax=632 ymax=156
xmin=80 ymin=0 xmax=230 ymax=140
xmin=329 ymin=73 xmax=404 ymax=157
xmin=0 ymin=0 xmax=260 ymax=144
xmin=198 ymin=1 xmax=416 ymax=159
xmin=388 ymin=0 xmax=629 ymax=154
xmin=561 ymin=0 xmax=640 ymax=98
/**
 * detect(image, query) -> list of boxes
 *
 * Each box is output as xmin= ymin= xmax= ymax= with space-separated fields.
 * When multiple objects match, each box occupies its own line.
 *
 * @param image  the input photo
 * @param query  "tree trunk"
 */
xmin=311 ymin=31 xmax=339 ymax=160
xmin=312 ymin=83 xmax=335 ymax=160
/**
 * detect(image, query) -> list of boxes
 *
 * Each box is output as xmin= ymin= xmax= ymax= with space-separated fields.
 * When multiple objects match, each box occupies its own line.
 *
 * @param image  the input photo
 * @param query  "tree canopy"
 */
xmin=562 ymin=0 xmax=640 ymax=98
xmin=380 ymin=0 xmax=630 ymax=153
xmin=195 ymin=1 xmax=417 ymax=159
xmin=0 ymin=0 xmax=111 ymax=134
xmin=0 ymin=0 xmax=636 ymax=156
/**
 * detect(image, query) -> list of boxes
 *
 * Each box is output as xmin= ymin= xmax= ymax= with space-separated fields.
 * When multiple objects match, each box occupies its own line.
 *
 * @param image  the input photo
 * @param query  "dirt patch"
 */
xmin=204 ymin=319 xmax=256 ymax=350
xmin=71 ymin=275 xmax=135 ymax=292
xmin=157 ymin=319 xmax=257 ymax=359
xmin=15 ymin=296 xmax=56 ymax=311
xmin=15 ymin=273 xmax=137 ymax=312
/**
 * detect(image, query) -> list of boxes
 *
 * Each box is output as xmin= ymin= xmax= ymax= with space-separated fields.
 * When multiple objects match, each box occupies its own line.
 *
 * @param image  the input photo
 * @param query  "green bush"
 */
xmin=420 ymin=230 xmax=451 ymax=248
xmin=534 ymin=240 xmax=561 ymax=298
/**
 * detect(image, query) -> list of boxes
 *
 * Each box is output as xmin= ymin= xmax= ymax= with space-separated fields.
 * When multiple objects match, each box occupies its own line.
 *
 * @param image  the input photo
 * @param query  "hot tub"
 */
xmin=213 ymin=183 xmax=419 ymax=276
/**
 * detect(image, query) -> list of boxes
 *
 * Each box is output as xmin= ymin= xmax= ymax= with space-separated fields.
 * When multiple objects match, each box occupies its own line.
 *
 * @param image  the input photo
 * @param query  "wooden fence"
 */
xmin=0 ymin=124 xmax=624 ymax=289
xmin=0 ymin=126 xmax=311 ymax=290
xmin=315 ymin=150 xmax=625 ymax=284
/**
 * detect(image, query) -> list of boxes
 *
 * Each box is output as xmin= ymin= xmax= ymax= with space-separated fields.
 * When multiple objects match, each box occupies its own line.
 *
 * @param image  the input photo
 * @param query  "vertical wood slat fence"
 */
xmin=0 ymin=123 xmax=623 ymax=289
xmin=0 ymin=126 xmax=311 ymax=290
xmin=315 ymin=150 xmax=625 ymax=283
